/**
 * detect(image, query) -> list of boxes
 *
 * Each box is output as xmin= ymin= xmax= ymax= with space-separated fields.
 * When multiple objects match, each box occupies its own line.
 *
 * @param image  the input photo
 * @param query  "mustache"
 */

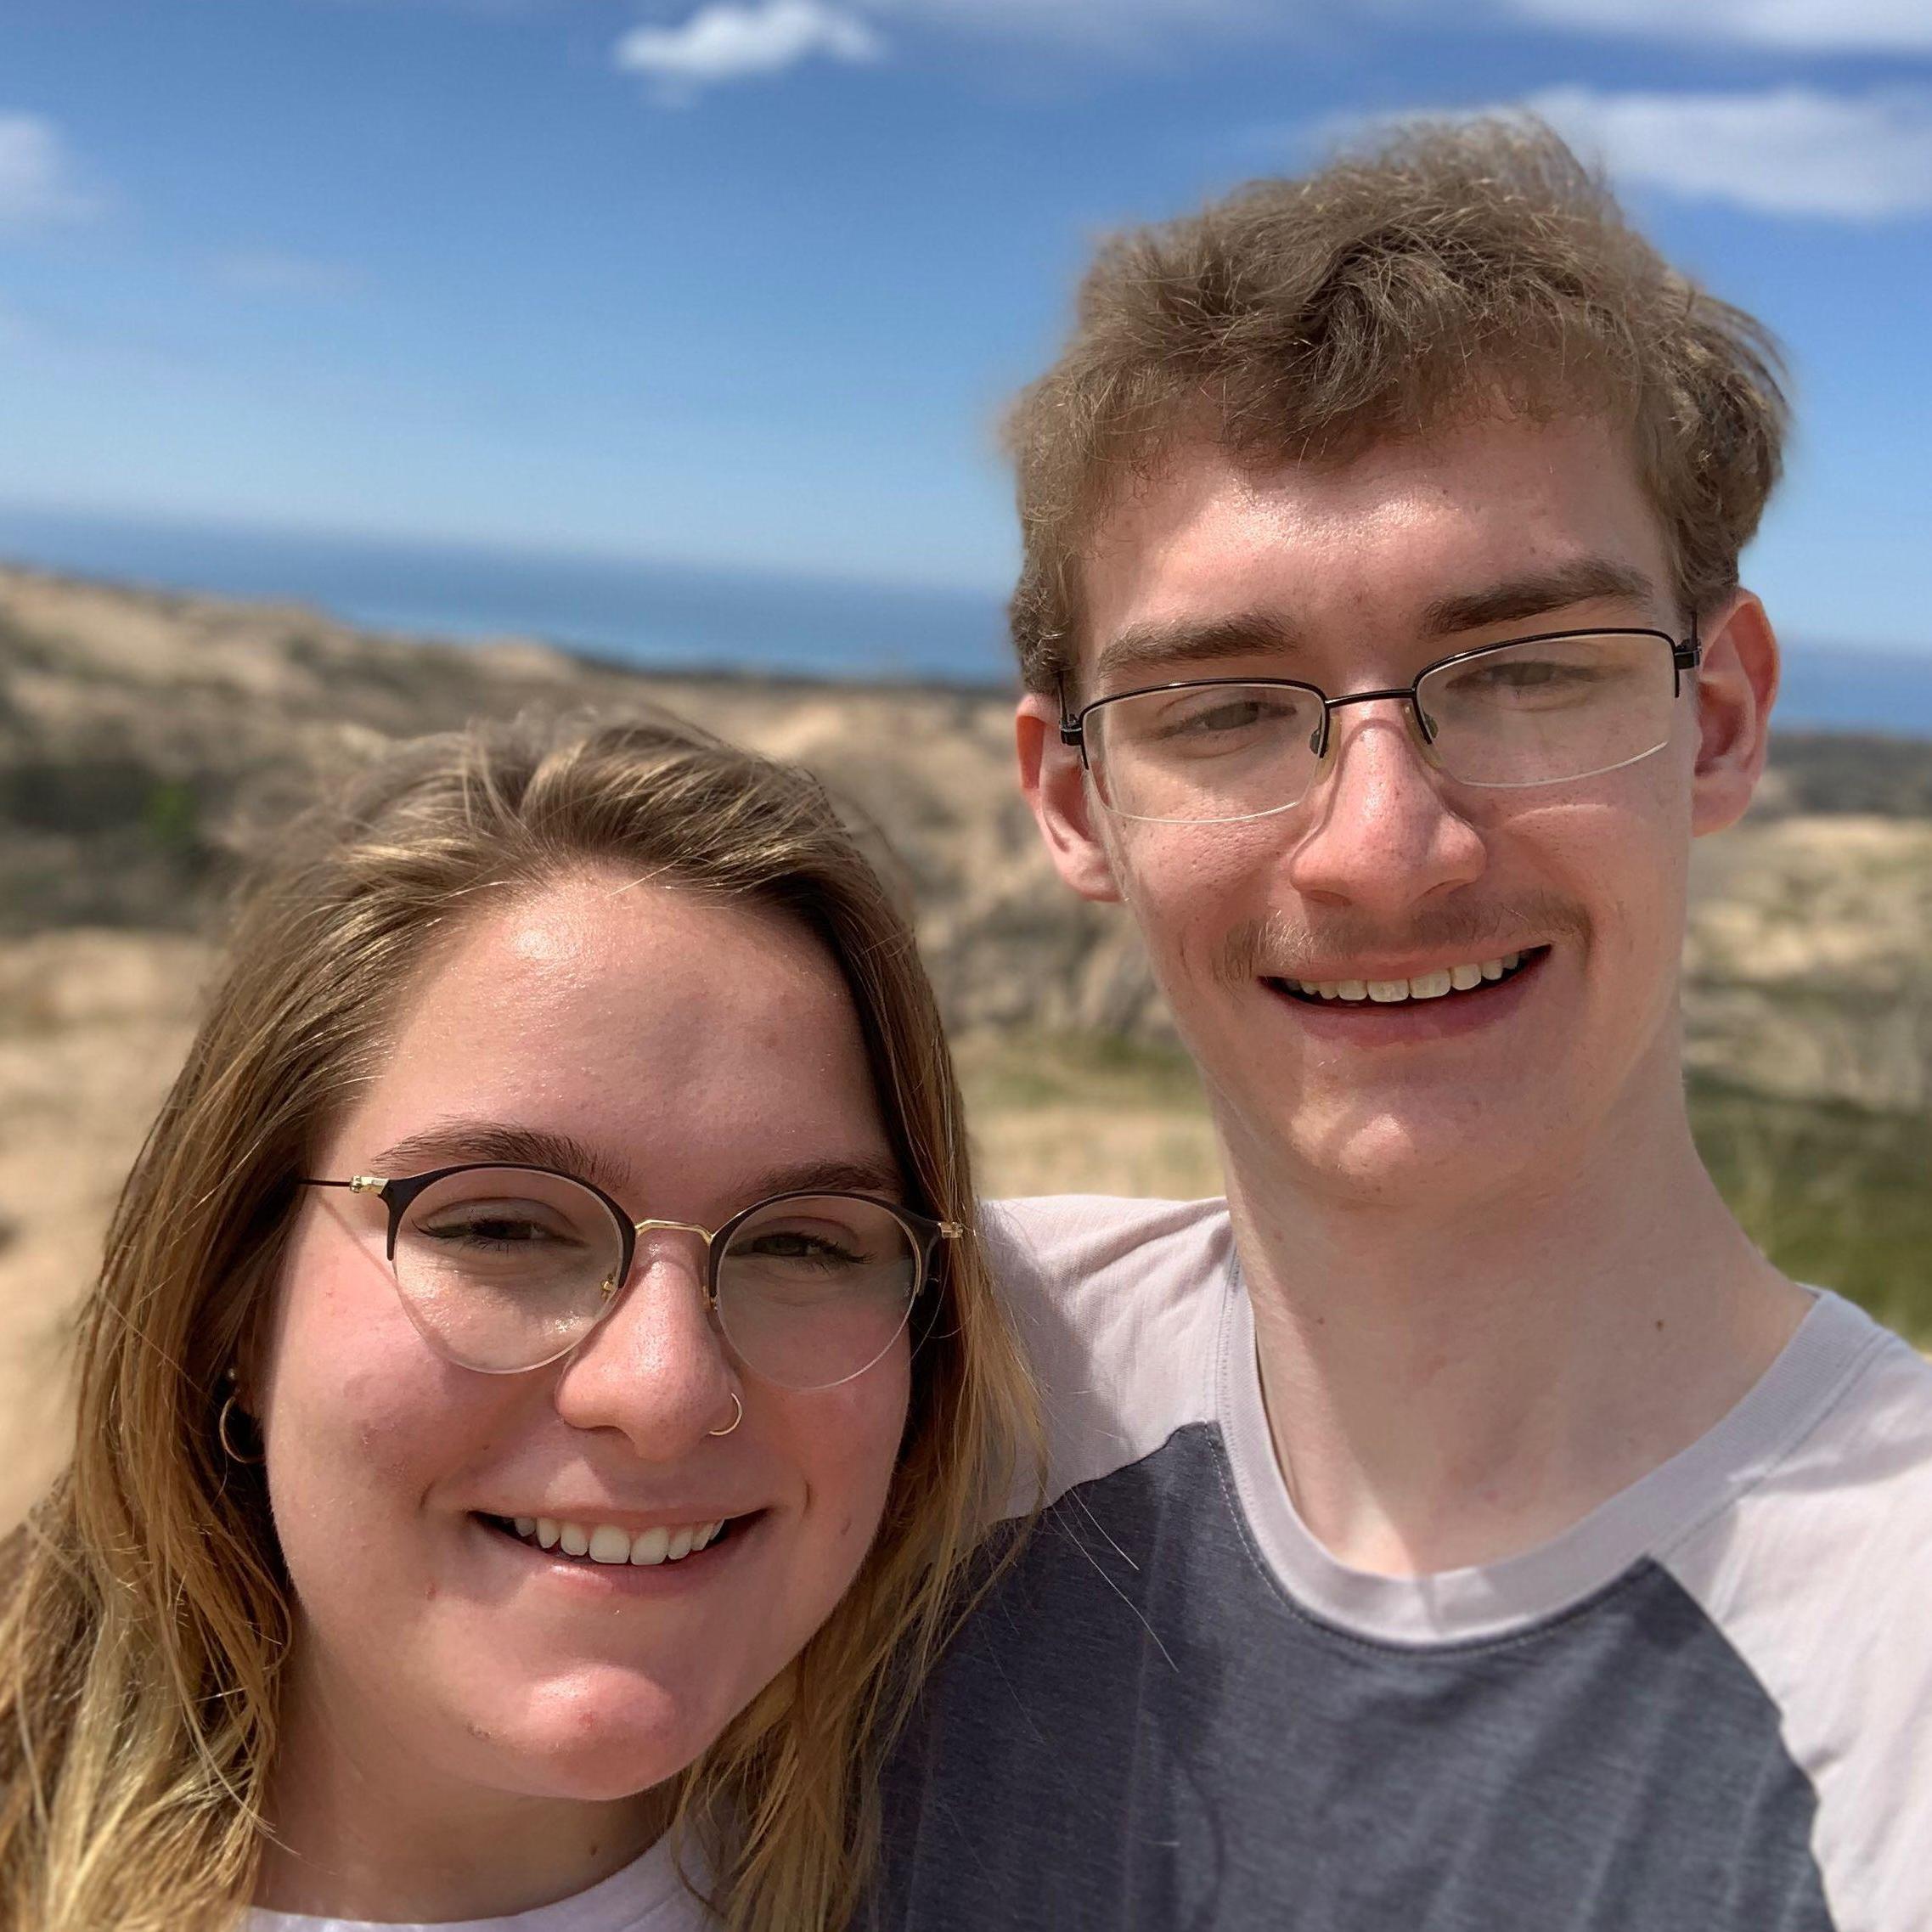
xmin=1214 ymin=893 xmax=1591 ymax=984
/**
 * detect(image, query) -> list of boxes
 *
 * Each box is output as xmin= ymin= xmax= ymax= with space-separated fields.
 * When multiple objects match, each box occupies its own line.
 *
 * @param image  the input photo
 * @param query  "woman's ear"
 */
xmin=1016 ymin=691 xmax=1124 ymax=904
xmin=1692 ymin=590 xmax=1780 ymax=838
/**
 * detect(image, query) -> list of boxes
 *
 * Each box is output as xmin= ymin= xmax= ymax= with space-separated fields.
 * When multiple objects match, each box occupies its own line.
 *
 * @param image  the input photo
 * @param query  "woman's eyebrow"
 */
xmin=366 ymin=1121 xmax=634 ymax=1197
xmin=742 ymin=1156 xmax=907 ymax=1202
xmin=362 ymin=1132 xmax=902 ymax=1208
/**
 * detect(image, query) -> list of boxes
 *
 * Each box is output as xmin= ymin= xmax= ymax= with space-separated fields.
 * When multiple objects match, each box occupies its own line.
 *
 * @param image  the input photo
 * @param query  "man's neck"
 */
xmin=1221 ymin=1057 xmax=1811 ymax=1579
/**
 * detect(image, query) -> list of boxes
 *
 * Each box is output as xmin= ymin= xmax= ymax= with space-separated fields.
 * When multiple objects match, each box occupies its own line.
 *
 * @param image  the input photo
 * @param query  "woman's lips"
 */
xmin=473 ymin=1508 xmax=763 ymax=1576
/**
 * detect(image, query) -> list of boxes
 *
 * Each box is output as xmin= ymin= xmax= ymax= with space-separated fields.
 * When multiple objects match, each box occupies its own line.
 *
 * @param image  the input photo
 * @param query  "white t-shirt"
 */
xmin=245 ymin=1838 xmax=713 ymax=1932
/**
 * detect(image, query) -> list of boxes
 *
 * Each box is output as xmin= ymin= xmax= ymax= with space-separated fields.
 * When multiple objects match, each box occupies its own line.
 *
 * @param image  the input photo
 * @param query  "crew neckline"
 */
xmin=245 ymin=1833 xmax=698 ymax=1932
xmin=1214 ymin=1267 xmax=1890 ymax=1648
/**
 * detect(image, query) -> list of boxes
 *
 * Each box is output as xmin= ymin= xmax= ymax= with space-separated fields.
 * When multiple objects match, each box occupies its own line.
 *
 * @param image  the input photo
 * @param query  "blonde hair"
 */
xmin=0 ymin=713 xmax=1039 ymax=1931
xmin=1006 ymin=115 xmax=1789 ymax=693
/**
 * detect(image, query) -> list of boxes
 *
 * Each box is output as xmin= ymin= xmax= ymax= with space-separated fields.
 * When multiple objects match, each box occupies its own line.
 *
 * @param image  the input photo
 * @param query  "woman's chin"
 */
xmin=482 ymin=1680 xmax=745 ymax=1801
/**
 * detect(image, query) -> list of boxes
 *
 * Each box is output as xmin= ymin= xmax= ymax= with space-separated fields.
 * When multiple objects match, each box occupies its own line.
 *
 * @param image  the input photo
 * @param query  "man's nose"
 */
xmin=1283 ymin=700 xmax=1487 ymax=915
xmin=552 ymin=1235 xmax=739 ymax=1456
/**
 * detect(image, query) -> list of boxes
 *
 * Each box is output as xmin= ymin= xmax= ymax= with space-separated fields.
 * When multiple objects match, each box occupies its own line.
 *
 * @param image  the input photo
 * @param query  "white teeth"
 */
xmin=588 ymin=1525 xmax=632 ymax=1564
xmin=1294 ymin=954 xmax=1533 ymax=1005
xmin=513 ymin=1513 xmax=728 ymax=1565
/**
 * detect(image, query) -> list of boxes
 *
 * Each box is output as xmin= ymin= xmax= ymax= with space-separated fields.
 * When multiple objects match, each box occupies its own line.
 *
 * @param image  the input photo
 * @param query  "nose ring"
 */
xmin=707 ymin=1390 xmax=744 ymax=1438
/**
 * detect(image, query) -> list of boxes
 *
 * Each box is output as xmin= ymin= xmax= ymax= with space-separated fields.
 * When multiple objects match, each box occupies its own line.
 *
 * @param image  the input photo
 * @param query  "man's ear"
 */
xmin=1017 ymin=690 xmax=1124 ymax=903
xmin=1692 ymin=590 xmax=1779 ymax=838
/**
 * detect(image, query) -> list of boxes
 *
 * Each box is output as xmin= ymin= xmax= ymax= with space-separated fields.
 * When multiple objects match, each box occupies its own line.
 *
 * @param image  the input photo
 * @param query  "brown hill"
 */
xmin=4 ymin=562 xmax=1930 ymax=1524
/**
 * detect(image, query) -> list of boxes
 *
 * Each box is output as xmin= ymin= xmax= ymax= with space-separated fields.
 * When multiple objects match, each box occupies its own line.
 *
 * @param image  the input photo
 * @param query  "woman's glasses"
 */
xmin=299 ymin=1164 xmax=960 ymax=1390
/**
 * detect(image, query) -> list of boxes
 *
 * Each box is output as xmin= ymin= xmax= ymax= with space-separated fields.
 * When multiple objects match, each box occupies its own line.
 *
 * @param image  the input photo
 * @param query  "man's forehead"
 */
xmin=1089 ymin=558 xmax=1662 ymax=694
xmin=1072 ymin=418 xmax=1669 ymax=686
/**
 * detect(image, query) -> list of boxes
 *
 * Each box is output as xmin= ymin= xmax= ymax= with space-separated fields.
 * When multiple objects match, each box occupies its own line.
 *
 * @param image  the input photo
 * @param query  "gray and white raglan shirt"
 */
xmin=874 ymin=1196 xmax=1932 ymax=1932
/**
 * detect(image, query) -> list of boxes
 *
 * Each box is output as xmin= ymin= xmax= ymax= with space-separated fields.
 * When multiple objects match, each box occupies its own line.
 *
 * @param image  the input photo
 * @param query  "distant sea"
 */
xmin=3 ymin=504 xmax=1929 ymax=736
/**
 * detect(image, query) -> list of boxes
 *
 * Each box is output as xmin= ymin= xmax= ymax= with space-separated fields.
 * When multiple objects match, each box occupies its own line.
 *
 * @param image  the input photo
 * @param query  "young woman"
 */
xmin=0 ymin=714 xmax=1036 ymax=1932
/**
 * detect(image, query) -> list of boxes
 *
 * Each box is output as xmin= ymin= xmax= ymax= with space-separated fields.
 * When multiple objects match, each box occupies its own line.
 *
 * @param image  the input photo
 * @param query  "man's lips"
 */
xmin=1262 ymin=944 xmax=1552 ymax=1010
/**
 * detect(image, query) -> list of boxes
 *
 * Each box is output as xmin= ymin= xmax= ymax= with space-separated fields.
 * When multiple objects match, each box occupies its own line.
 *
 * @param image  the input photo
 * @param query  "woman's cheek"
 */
xmin=791 ymin=1348 xmax=913 ymax=1577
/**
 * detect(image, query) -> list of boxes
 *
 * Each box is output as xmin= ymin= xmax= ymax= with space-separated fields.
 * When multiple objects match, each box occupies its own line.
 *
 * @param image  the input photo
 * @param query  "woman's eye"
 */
xmin=418 ymin=1214 xmax=566 ymax=1250
xmin=740 ymin=1229 xmax=865 ymax=1266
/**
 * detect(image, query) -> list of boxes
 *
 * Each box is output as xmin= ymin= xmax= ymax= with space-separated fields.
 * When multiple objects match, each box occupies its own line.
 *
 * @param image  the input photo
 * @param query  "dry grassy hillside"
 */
xmin=5 ymin=562 xmax=1931 ymax=1526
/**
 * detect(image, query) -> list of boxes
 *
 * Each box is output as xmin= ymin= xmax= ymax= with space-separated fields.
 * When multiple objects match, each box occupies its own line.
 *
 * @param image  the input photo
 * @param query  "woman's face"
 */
xmin=256 ymin=874 xmax=914 ymax=1803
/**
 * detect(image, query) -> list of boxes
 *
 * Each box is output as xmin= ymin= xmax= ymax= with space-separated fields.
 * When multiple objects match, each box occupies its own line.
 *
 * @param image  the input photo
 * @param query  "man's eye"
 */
xmin=1158 ymin=696 xmax=1292 ymax=737
xmin=1458 ymin=657 xmax=1597 ymax=696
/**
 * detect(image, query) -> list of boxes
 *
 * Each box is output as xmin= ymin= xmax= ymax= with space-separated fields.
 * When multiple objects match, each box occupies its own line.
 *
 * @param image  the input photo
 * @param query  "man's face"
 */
xmin=1020 ymin=414 xmax=1774 ymax=1209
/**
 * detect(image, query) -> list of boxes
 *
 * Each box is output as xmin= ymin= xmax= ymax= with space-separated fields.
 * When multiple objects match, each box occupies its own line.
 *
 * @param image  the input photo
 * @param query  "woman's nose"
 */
xmin=551 ymin=1235 xmax=739 ymax=1456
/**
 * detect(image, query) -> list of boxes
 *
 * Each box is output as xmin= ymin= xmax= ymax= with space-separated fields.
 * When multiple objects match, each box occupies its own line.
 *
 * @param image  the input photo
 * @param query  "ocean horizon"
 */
xmin=3 ymin=504 xmax=1930 ymax=738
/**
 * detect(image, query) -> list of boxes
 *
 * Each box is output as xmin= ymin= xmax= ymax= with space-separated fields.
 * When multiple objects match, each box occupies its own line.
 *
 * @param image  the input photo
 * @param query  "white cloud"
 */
xmin=864 ymin=0 xmax=1265 ymax=48
xmin=615 ymin=0 xmax=883 ymax=97
xmin=213 ymin=250 xmax=367 ymax=299
xmin=0 ymin=113 xmax=100 ymax=232
xmin=611 ymin=0 xmax=1280 ymax=98
xmin=1506 ymin=0 xmax=1932 ymax=53
xmin=1524 ymin=85 xmax=1932 ymax=219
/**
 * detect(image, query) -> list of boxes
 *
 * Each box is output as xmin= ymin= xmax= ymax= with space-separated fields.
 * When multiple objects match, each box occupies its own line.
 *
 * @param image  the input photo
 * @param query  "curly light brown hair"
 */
xmin=1005 ymin=115 xmax=1789 ymax=696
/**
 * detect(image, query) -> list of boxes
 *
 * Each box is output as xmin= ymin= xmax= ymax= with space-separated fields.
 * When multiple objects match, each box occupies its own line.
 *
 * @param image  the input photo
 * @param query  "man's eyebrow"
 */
xmin=1089 ymin=611 xmax=1303 ymax=699
xmin=1419 ymin=559 xmax=1658 ymax=639
xmin=367 ymin=1122 xmax=636 ymax=1199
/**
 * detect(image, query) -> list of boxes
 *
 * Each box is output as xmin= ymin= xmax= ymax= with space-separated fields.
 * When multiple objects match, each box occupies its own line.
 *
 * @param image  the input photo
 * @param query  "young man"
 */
xmin=876 ymin=122 xmax=1932 ymax=1929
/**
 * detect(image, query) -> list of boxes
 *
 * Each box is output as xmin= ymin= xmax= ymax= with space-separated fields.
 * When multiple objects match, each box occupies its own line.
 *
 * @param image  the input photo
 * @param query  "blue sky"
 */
xmin=1 ymin=0 xmax=1929 ymax=654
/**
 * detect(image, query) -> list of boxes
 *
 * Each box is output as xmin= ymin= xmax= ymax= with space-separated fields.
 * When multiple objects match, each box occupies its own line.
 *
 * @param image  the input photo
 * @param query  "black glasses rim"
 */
xmin=1056 ymin=625 xmax=1698 ymax=750
xmin=296 ymin=1162 xmax=949 ymax=1315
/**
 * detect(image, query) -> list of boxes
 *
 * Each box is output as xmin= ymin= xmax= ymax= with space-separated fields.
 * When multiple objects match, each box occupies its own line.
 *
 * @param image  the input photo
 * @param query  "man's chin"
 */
xmin=1215 ymin=1079 xmax=1564 ymax=1210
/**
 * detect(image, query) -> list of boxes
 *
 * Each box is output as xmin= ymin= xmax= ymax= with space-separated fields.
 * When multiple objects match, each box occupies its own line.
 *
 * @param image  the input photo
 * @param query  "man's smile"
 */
xmin=1265 ymin=946 xmax=1547 ymax=1007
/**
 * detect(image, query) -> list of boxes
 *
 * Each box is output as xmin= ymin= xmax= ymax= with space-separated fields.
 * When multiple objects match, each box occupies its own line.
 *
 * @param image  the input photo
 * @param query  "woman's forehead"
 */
xmin=341 ymin=877 xmax=893 ymax=1190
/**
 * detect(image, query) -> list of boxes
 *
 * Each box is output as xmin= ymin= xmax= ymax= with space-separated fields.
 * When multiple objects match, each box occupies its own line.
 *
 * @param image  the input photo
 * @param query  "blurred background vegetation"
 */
xmin=960 ymin=1034 xmax=1932 ymax=1344
xmin=2 ymin=565 xmax=1929 ymax=1525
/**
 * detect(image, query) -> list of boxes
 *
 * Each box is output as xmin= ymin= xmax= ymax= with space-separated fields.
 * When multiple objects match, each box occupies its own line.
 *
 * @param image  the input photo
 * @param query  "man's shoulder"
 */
xmin=1660 ymin=1301 xmax=1932 ymax=1931
xmin=983 ymin=1191 xmax=1231 ymax=1278
xmin=980 ymin=1194 xmax=1237 ymax=1509
xmin=1669 ymin=1293 xmax=1932 ymax=1609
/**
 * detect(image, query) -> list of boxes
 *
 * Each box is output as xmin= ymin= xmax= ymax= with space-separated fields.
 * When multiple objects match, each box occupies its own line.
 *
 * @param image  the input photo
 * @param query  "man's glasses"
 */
xmin=1059 ymin=627 xmax=1702 ymax=825
xmin=298 ymin=1165 xmax=961 ymax=1390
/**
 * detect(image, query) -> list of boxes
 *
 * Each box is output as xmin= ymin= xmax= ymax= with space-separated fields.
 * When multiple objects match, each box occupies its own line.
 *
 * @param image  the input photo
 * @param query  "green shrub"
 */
xmin=1690 ymin=1076 xmax=1932 ymax=1344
